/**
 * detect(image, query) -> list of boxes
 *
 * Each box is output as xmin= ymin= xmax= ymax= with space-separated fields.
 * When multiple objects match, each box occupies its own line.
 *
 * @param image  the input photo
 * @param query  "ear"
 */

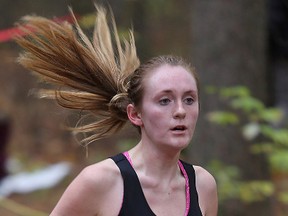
xmin=127 ymin=104 xmax=142 ymax=126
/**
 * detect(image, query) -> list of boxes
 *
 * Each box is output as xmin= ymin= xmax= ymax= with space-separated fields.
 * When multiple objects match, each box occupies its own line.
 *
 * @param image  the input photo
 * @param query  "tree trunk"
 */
xmin=189 ymin=1 xmax=271 ymax=215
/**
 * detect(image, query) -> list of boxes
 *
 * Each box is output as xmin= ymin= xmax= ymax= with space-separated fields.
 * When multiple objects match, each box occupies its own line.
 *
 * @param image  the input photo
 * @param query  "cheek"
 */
xmin=193 ymin=112 xmax=199 ymax=122
xmin=187 ymin=106 xmax=199 ymax=121
xmin=142 ymin=108 xmax=169 ymax=128
xmin=192 ymin=108 xmax=199 ymax=118
xmin=147 ymin=111 xmax=166 ymax=124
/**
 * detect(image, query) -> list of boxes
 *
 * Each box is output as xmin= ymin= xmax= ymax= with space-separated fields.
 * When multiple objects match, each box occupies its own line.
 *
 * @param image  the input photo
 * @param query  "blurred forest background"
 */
xmin=0 ymin=0 xmax=287 ymax=215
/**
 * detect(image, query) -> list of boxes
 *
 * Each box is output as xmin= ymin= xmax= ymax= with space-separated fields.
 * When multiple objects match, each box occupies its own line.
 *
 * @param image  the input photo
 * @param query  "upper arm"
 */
xmin=194 ymin=166 xmax=218 ymax=216
xmin=50 ymin=159 xmax=122 ymax=216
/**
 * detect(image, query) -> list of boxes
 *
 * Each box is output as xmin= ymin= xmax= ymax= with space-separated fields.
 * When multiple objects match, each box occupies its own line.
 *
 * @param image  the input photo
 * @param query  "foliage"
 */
xmin=209 ymin=160 xmax=274 ymax=203
xmin=206 ymin=86 xmax=288 ymax=205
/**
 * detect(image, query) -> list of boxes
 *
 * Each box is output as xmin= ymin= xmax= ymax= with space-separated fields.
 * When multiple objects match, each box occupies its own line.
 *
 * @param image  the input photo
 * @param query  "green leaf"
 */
xmin=250 ymin=142 xmax=274 ymax=154
xmin=239 ymin=181 xmax=274 ymax=202
xmin=261 ymin=126 xmax=288 ymax=145
xmin=230 ymin=97 xmax=264 ymax=113
xmin=259 ymin=108 xmax=284 ymax=124
xmin=278 ymin=192 xmax=288 ymax=204
xmin=269 ymin=151 xmax=288 ymax=172
xmin=219 ymin=86 xmax=250 ymax=98
xmin=206 ymin=111 xmax=239 ymax=125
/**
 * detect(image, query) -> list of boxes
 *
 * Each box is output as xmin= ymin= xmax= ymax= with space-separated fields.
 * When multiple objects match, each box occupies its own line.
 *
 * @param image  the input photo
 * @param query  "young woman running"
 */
xmin=16 ymin=5 xmax=218 ymax=216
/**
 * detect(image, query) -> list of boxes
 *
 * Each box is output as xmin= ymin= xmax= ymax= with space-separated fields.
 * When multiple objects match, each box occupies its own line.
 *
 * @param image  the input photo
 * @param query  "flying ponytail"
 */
xmin=15 ymin=5 xmax=140 ymax=145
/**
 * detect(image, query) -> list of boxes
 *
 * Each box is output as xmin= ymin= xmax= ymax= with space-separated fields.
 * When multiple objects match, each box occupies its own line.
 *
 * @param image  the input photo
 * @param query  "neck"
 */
xmin=128 ymin=140 xmax=182 ymax=184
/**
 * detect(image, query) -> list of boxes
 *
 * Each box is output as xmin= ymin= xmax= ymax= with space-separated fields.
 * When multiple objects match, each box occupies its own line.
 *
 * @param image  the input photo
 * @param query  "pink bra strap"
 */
xmin=123 ymin=151 xmax=133 ymax=167
xmin=178 ymin=160 xmax=190 ymax=216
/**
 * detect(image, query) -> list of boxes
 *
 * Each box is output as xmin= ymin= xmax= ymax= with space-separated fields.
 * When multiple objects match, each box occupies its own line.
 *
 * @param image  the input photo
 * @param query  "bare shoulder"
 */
xmin=193 ymin=165 xmax=217 ymax=190
xmin=67 ymin=158 xmax=121 ymax=197
xmin=80 ymin=158 xmax=121 ymax=187
xmin=50 ymin=158 xmax=122 ymax=216
xmin=193 ymin=165 xmax=218 ymax=216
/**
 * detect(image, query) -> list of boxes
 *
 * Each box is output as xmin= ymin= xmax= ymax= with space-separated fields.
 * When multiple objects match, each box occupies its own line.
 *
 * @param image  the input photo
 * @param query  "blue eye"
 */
xmin=159 ymin=98 xmax=171 ymax=105
xmin=184 ymin=97 xmax=194 ymax=105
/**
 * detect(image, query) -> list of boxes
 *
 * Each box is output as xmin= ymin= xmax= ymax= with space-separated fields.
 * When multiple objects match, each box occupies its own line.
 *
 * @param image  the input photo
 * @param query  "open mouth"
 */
xmin=171 ymin=126 xmax=187 ymax=131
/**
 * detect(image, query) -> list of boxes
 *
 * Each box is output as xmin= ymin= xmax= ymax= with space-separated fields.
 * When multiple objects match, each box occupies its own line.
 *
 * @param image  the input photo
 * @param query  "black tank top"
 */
xmin=110 ymin=153 xmax=203 ymax=216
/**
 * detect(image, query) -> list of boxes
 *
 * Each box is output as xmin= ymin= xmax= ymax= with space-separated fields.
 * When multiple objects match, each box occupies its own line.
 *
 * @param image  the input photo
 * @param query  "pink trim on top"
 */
xmin=178 ymin=160 xmax=190 ymax=216
xmin=123 ymin=151 xmax=133 ymax=167
xmin=122 ymin=151 xmax=190 ymax=216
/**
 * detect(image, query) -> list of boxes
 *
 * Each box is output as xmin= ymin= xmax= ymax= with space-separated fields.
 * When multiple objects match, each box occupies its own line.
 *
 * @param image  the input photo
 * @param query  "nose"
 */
xmin=173 ymin=101 xmax=186 ymax=119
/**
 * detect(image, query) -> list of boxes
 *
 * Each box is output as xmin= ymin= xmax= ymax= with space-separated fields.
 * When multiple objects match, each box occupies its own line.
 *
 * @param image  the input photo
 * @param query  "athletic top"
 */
xmin=110 ymin=152 xmax=203 ymax=216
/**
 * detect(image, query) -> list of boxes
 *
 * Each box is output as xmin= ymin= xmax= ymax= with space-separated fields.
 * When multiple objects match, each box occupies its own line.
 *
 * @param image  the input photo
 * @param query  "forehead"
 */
xmin=143 ymin=64 xmax=197 ymax=92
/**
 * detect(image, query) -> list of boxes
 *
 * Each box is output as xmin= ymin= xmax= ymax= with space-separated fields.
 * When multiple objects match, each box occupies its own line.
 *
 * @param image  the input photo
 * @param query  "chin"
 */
xmin=169 ymin=140 xmax=190 ymax=151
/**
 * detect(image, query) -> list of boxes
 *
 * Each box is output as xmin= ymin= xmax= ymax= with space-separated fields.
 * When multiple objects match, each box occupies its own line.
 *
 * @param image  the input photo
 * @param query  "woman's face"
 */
xmin=138 ymin=64 xmax=199 ymax=151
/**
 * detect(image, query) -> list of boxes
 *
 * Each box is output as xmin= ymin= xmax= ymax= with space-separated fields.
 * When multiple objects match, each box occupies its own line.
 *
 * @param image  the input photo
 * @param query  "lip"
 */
xmin=170 ymin=125 xmax=187 ymax=134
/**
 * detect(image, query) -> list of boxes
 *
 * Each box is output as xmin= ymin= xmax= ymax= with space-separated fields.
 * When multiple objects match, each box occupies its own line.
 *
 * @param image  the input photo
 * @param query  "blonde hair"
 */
xmin=16 ymin=5 xmax=140 ymax=145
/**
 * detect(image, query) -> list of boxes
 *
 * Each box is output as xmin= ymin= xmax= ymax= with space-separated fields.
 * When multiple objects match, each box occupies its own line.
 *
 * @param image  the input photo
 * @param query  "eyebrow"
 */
xmin=160 ymin=89 xmax=197 ymax=93
xmin=157 ymin=89 xmax=198 ymax=96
